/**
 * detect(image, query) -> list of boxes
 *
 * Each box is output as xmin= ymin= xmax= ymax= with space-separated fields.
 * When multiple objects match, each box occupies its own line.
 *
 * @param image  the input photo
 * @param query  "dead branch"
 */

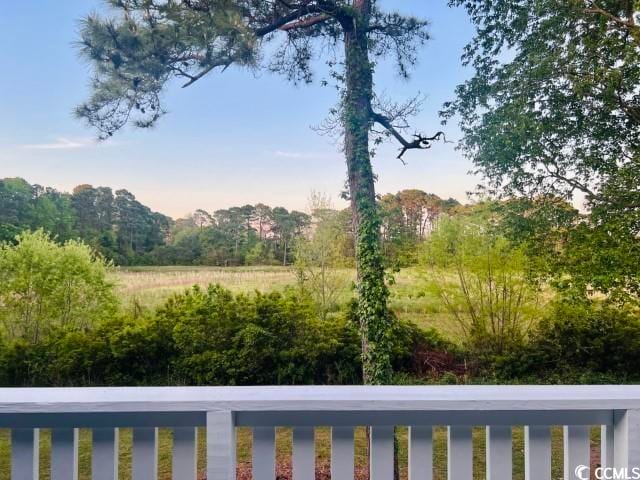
xmin=371 ymin=111 xmax=450 ymax=163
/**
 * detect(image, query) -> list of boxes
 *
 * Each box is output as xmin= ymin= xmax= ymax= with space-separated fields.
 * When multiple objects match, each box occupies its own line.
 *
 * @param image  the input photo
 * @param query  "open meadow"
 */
xmin=112 ymin=266 xmax=465 ymax=339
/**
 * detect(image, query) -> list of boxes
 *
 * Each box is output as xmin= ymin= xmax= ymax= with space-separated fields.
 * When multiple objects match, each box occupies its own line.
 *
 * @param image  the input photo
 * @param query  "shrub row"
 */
xmin=0 ymin=285 xmax=456 ymax=387
xmin=492 ymin=301 xmax=640 ymax=383
xmin=2 ymin=283 xmax=637 ymax=386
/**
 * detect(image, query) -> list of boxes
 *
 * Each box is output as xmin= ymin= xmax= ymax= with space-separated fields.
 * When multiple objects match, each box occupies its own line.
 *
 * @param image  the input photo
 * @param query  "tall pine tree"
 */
xmin=76 ymin=0 xmax=446 ymax=383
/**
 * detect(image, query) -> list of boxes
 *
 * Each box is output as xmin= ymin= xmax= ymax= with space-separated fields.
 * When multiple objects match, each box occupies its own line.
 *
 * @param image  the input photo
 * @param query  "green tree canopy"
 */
xmin=446 ymin=0 xmax=640 ymax=209
xmin=0 ymin=230 xmax=117 ymax=342
xmin=422 ymin=214 xmax=543 ymax=355
xmin=446 ymin=0 xmax=640 ymax=301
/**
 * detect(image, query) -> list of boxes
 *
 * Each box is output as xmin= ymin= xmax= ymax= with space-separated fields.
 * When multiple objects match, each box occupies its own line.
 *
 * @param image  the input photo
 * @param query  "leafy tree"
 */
xmin=294 ymin=193 xmax=351 ymax=319
xmin=244 ymin=242 xmax=267 ymax=266
xmin=446 ymin=0 xmax=640 ymax=301
xmin=253 ymin=203 xmax=272 ymax=240
xmin=31 ymin=186 xmax=77 ymax=242
xmin=76 ymin=0 xmax=447 ymax=383
xmin=0 ymin=178 xmax=36 ymax=242
xmin=0 ymin=230 xmax=117 ymax=342
xmin=0 ymin=179 xmax=173 ymax=265
xmin=153 ymin=203 xmax=310 ymax=266
xmin=71 ymin=184 xmax=118 ymax=257
xmin=214 ymin=206 xmax=250 ymax=262
xmin=0 ymin=179 xmax=79 ymax=244
xmin=491 ymin=197 xmax=580 ymax=281
xmin=446 ymin=0 xmax=640 ymax=205
xmin=422 ymin=216 xmax=544 ymax=356
xmin=558 ymin=219 xmax=640 ymax=302
xmin=271 ymin=207 xmax=310 ymax=266
xmin=379 ymin=189 xmax=459 ymax=265
xmin=193 ymin=209 xmax=214 ymax=229
xmin=113 ymin=188 xmax=172 ymax=263
xmin=69 ymin=184 xmax=172 ymax=264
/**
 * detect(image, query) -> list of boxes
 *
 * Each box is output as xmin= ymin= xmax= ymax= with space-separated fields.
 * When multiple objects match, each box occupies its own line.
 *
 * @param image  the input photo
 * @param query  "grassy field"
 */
xmin=0 ymin=425 xmax=590 ymax=479
xmin=113 ymin=265 xmax=464 ymax=338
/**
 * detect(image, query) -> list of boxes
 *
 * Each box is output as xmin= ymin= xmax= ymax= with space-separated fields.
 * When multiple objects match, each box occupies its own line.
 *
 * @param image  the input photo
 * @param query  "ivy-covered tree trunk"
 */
xmin=343 ymin=0 xmax=392 ymax=386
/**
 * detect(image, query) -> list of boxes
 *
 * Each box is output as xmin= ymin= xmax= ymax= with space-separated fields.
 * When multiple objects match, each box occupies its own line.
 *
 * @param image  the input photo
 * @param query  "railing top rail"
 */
xmin=1 ymin=385 xmax=640 ymax=414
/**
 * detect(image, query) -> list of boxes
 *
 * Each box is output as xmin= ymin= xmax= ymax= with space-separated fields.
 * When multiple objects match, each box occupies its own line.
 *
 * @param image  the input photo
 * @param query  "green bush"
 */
xmin=494 ymin=301 xmax=640 ymax=383
xmin=388 ymin=319 xmax=460 ymax=373
xmin=0 ymin=315 xmax=176 ymax=386
xmin=6 ymin=281 xmax=638 ymax=387
xmin=0 ymin=230 xmax=117 ymax=342
xmin=345 ymin=299 xmax=463 ymax=381
xmin=0 ymin=285 xmax=367 ymax=386
xmin=160 ymin=285 xmax=362 ymax=385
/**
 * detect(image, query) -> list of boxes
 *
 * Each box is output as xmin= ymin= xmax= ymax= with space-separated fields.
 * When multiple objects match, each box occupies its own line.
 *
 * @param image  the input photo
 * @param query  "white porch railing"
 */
xmin=1 ymin=385 xmax=639 ymax=480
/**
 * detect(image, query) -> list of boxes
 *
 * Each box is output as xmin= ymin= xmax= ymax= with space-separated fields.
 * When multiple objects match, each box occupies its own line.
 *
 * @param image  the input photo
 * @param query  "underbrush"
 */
xmin=0 ymin=283 xmax=638 ymax=387
xmin=0 ymin=285 xmax=462 ymax=387
xmin=491 ymin=300 xmax=640 ymax=383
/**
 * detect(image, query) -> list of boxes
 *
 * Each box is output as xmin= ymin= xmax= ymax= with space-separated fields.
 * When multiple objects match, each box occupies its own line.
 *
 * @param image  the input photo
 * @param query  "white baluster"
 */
xmin=563 ymin=426 xmax=590 ymax=480
xmin=370 ymin=426 xmax=394 ymax=480
xmin=92 ymin=428 xmax=119 ymax=480
xmin=614 ymin=409 xmax=640 ymax=470
xmin=486 ymin=426 xmax=511 ymax=480
xmin=252 ymin=427 xmax=275 ymax=480
xmin=409 ymin=426 xmax=432 ymax=480
xmin=293 ymin=427 xmax=314 ymax=480
xmin=133 ymin=427 xmax=158 ymax=480
xmin=51 ymin=428 xmax=78 ymax=480
xmin=331 ymin=427 xmax=354 ymax=480
xmin=11 ymin=428 xmax=39 ymax=480
xmin=448 ymin=426 xmax=472 ymax=480
xmin=524 ymin=426 xmax=551 ymax=480
xmin=173 ymin=427 xmax=197 ymax=480
xmin=601 ymin=424 xmax=614 ymax=469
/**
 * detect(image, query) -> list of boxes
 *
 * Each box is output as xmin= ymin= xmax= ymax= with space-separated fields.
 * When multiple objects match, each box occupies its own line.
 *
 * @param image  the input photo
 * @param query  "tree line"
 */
xmin=151 ymin=204 xmax=311 ymax=266
xmin=0 ymin=178 xmax=170 ymax=265
xmin=0 ymin=177 xmax=462 ymax=267
xmin=3 ymin=174 xmax=636 ymax=309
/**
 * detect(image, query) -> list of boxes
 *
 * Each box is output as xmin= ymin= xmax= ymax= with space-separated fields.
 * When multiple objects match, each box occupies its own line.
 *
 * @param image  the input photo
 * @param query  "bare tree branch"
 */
xmin=541 ymin=161 xmax=598 ymax=200
xmin=371 ymin=111 xmax=450 ymax=163
xmin=181 ymin=3 xmax=344 ymax=88
xmin=583 ymin=1 xmax=640 ymax=43
xmin=254 ymin=1 xmax=346 ymax=36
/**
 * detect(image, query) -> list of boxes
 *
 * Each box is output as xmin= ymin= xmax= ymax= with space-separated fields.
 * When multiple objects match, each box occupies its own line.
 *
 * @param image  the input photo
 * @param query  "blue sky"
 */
xmin=0 ymin=1 xmax=475 ymax=218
